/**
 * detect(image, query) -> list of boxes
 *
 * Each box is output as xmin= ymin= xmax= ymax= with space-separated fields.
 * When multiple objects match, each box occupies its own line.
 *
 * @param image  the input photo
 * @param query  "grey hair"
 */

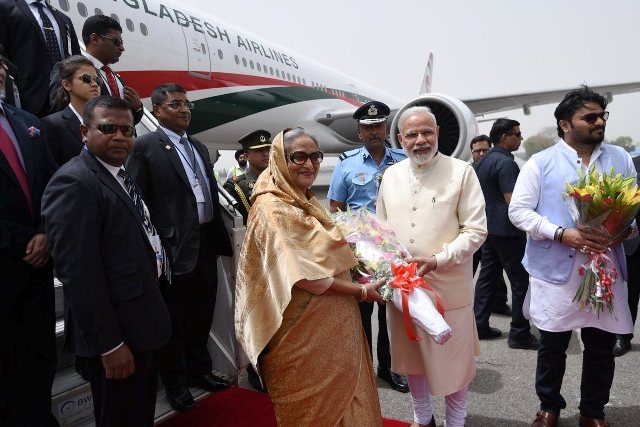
xmin=283 ymin=127 xmax=319 ymax=152
xmin=397 ymin=106 xmax=437 ymax=133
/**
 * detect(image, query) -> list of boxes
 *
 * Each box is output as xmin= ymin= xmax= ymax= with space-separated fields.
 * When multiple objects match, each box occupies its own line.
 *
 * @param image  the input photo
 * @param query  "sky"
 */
xmin=181 ymin=0 xmax=640 ymax=168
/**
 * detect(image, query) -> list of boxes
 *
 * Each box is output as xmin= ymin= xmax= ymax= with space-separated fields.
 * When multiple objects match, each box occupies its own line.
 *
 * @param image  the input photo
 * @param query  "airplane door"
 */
xmin=182 ymin=27 xmax=212 ymax=79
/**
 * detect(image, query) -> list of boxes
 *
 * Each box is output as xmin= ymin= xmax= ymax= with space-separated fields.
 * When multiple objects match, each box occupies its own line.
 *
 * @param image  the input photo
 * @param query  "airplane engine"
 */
xmin=389 ymin=93 xmax=477 ymax=161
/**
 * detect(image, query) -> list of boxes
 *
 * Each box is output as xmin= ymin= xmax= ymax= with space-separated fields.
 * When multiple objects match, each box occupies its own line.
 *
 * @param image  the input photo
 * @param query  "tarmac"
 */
xmin=238 ymin=280 xmax=640 ymax=426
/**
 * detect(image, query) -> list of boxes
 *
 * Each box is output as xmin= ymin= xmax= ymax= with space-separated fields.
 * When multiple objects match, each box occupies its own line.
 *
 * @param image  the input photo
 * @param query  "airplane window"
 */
xmin=77 ymin=3 xmax=87 ymax=17
xmin=276 ymin=69 xmax=280 ymax=78
xmin=95 ymin=8 xmax=103 ymax=15
xmin=242 ymin=58 xmax=247 ymax=67
xmin=286 ymin=73 xmax=291 ymax=81
xmin=126 ymin=19 xmax=134 ymax=32
xmin=256 ymin=63 xmax=261 ymax=71
xmin=110 ymin=14 xmax=119 ymax=23
xmin=140 ymin=23 xmax=148 ymax=36
xmin=57 ymin=0 xmax=70 ymax=12
xmin=249 ymin=60 xmax=254 ymax=70
xmin=218 ymin=49 xmax=224 ymax=60
xmin=234 ymin=55 xmax=240 ymax=65
xmin=270 ymin=67 xmax=274 ymax=76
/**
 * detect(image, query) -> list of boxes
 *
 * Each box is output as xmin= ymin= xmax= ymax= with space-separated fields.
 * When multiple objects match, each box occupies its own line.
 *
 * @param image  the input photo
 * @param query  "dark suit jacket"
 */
xmin=0 ymin=0 xmax=80 ymax=116
xmin=40 ymin=105 xmax=82 ymax=167
xmin=126 ymin=128 xmax=232 ymax=275
xmin=42 ymin=149 xmax=172 ymax=357
xmin=0 ymin=102 xmax=57 ymax=290
xmin=49 ymin=61 xmax=144 ymax=124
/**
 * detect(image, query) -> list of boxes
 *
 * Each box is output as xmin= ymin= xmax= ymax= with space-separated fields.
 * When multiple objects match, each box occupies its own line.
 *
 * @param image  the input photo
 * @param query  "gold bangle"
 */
xmin=360 ymin=284 xmax=367 ymax=302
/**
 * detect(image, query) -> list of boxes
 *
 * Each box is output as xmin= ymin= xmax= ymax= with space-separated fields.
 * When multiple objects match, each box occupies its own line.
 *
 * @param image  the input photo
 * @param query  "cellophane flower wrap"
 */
xmin=332 ymin=208 xmax=452 ymax=344
xmin=564 ymin=165 xmax=640 ymax=316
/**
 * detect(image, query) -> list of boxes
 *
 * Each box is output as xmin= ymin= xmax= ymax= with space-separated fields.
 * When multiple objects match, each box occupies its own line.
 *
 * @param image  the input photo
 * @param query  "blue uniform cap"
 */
xmin=353 ymin=101 xmax=390 ymax=125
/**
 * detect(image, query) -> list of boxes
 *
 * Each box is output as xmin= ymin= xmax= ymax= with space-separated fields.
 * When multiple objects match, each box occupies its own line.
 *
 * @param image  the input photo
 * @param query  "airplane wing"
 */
xmin=463 ymin=82 xmax=640 ymax=116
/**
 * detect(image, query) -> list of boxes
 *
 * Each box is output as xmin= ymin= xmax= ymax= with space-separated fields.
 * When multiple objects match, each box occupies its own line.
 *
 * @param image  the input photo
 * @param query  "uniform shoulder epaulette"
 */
xmin=338 ymin=148 xmax=360 ymax=161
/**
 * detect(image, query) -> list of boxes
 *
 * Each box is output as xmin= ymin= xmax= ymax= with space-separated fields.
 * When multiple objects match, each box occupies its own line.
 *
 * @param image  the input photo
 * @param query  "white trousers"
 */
xmin=406 ymin=374 xmax=468 ymax=427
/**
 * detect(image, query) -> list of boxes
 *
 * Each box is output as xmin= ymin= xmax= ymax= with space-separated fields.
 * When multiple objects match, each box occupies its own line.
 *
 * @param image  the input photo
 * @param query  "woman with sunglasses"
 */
xmin=235 ymin=128 xmax=384 ymax=426
xmin=41 ymin=55 xmax=101 ymax=166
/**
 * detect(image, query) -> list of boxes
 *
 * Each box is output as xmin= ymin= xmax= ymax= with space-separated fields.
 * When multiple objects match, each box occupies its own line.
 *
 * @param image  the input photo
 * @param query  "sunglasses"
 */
xmin=580 ymin=111 xmax=609 ymax=124
xmin=87 ymin=122 xmax=135 ymax=137
xmin=75 ymin=73 xmax=101 ymax=85
xmin=287 ymin=151 xmax=324 ymax=165
xmin=161 ymin=101 xmax=195 ymax=110
xmin=98 ymin=34 xmax=124 ymax=47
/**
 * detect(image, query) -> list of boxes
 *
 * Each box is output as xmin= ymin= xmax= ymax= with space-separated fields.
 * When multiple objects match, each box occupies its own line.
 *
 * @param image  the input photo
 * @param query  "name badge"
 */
xmin=149 ymin=234 xmax=163 ymax=277
xmin=192 ymin=181 xmax=206 ymax=203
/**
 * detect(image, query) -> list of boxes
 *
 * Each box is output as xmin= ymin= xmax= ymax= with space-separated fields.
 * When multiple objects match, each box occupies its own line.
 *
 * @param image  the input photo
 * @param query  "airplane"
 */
xmin=36 ymin=1 xmax=640 ymax=424
xmin=50 ymin=0 xmax=640 ymax=161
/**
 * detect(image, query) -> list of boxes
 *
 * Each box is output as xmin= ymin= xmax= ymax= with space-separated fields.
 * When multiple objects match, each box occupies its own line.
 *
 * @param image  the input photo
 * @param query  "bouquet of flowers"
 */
xmin=564 ymin=165 xmax=640 ymax=315
xmin=332 ymin=208 xmax=452 ymax=344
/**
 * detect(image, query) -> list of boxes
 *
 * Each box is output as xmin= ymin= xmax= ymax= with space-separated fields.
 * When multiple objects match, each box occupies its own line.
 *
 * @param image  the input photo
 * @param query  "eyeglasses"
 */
xmin=287 ymin=151 xmax=324 ymax=165
xmin=402 ymin=128 xmax=436 ymax=142
xmin=505 ymin=131 xmax=522 ymax=138
xmin=86 ymin=122 xmax=135 ymax=137
xmin=160 ymin=101 xmax=195 ymax=110
xmin=75 ymin=73 xmax=101 ymax=85
xmin=471 ymin=148 xmax=490 ymax=155
xmin=580 ymin=111 xmax=609 ymax=124
xmin=98 ymin=34 xmax=124 ymax=47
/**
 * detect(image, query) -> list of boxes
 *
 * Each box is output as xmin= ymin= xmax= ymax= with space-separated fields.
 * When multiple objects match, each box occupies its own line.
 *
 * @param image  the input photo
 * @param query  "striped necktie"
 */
xmin=178 ymin=137 xmax=214 ymax=221
xmin=102 ymin=65 xmax=120 ymax=98
xmin=34 ymin=1 xmax=62 ymax=67
xmin=117 ymin=168 xmax=154 ymax=234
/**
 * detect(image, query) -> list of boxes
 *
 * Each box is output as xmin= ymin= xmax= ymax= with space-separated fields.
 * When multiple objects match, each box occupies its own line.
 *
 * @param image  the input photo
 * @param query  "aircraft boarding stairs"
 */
xmin=49 ymin=112 xmax=248 ymax=425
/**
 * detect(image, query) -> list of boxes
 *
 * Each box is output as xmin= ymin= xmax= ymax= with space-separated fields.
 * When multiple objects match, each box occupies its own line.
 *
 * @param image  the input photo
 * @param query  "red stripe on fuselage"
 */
xmin=118 ymin=70 xmax=362 ymax=106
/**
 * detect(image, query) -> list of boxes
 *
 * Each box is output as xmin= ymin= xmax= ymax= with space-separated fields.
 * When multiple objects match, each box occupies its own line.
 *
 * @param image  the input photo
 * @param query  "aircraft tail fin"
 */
xmin=419 ymin=53 xmax=434 ymax=94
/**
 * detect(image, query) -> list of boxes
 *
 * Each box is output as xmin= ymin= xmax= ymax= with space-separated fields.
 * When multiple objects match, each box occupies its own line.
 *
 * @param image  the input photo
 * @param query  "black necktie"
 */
xmin=178 ymin=137 xmax=214 ymax=221
xmin=34 ymin=1 xmax=62 ymax=67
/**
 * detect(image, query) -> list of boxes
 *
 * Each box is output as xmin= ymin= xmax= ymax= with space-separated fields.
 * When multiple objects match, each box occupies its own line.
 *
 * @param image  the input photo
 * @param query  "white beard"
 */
xmin=409 ymin=139 xmax=438 ymax=167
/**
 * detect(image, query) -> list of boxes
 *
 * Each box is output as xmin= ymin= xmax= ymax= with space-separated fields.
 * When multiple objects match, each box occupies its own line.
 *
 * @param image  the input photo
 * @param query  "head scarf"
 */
xmin=234 ymin=129 xmax=357 ymax=366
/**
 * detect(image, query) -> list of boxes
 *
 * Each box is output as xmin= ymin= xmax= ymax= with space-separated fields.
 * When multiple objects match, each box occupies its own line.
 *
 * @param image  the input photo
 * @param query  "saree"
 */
xmin=234 ymin=130 xmax=382 ymax=426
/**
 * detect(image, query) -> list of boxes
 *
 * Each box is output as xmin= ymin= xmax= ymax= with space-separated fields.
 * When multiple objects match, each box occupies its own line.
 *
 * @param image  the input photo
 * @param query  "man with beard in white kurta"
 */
xmin=377 ymin=106 xmax=487 ymax=427
xmin=508 ymin=86 xmax=634 ymax=427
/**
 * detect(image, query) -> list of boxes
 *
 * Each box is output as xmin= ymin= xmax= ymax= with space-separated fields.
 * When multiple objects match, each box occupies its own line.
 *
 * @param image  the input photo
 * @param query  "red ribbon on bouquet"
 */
xmin=389 ymin=262 xmax=445 ymax=341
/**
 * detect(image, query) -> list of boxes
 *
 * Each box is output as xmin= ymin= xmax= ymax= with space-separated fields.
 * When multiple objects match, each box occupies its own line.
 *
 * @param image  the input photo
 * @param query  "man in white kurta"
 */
xmin=508 ymin=87 xmax=634 ymax=427
xmin=377 ymin=106 xmax=487 ymax=427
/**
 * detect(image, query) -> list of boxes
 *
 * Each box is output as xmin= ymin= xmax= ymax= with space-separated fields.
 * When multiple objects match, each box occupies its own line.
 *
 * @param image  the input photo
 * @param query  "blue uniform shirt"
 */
xmin=328 ymin=145 xmax=406 ymax=212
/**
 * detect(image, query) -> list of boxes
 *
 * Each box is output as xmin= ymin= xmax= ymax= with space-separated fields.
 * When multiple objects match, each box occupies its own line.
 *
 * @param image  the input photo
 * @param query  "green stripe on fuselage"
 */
xmin=188 ymin=86 xmax=371 ymax=134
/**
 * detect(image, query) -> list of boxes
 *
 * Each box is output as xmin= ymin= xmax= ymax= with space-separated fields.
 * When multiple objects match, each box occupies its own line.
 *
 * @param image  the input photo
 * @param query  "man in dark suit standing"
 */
xmin=0 ymin=55 xmax=59 ymax=426
xmin=126 ymin=83 xmax=232 ymax=411
xmin=42 ymin=96 xmax=172 ymax=426
xmin=49 ymin=15 xmax=144 ymax=124
xmin=0 ymin=0 xmax=80 ymax=117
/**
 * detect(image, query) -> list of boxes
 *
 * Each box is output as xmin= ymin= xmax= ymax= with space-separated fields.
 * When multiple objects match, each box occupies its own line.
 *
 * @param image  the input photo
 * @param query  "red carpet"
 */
xmin=159 ymin=386 xmax=410 ymax=426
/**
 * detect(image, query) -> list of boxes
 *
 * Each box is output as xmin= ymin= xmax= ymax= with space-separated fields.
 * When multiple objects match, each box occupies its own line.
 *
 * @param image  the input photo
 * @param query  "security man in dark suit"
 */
xmin=0 ymin=0 xmax=80 ymax=116
xmin=0 ymin=55 xmax=59 ymax=426
xmin=223 ymin=129 xmax=271 ymax=225
xmin=42 ymin=96 xmax=172 ymax=426
xmin=126 ymin=83 xmax=233 ymax=412
xmin=328 ymin=100 xmax=409 ymax=393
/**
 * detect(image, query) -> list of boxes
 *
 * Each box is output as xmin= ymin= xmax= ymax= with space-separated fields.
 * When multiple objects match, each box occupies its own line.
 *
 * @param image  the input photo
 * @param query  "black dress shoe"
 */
xmin=165 ymin=385 xmax=197 ymax=412
xmin=377 ymin=367 xmax=409 ymax=393
xmin=507 ymin=334 xmax=539 ymax=350
xmin=477 ymin=326 xmax=502 ymax=340
xmin=187 ymin=373 xmax=231 ymax=392
xmin=491 ymin=303 xmax=512 ymax=316
xmin=613 ymin=335 xmax=631 ymax=357
xmin=247 ymin=365 xmax=266 ymax=392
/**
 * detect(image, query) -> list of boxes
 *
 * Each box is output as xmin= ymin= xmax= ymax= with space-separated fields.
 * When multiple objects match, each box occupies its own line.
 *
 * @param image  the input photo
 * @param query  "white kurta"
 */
xmin=377 ymin=154 xmax=487 ymax=396
xmin=509 ymin=141 xmax=633 ymax=334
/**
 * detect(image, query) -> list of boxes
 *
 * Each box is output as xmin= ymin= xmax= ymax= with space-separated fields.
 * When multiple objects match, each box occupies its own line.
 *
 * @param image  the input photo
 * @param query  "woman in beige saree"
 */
xmin=235 ymin=128 xmax=384 ymax=426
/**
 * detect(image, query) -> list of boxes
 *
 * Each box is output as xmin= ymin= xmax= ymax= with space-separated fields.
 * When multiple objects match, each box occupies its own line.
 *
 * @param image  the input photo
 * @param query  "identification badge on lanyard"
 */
xmin=149 ymin=234 xmax=163 ymax=278
xmin=192 ymin=180 xmax=206 ymax=203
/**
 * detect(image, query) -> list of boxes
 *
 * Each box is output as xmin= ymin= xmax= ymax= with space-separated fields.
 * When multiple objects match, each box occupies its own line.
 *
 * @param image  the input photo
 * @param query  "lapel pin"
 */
xmin=165 ymin=145 xmax=171 ymax=150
